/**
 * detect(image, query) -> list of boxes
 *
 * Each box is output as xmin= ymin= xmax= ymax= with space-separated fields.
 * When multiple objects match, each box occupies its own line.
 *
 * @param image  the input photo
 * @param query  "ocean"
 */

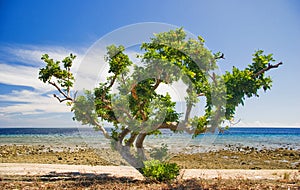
xmin=0 ymin=127 xmax=299 ymax=153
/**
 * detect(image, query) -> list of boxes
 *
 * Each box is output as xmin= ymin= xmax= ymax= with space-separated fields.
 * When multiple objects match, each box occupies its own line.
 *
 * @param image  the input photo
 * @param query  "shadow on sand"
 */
xmin=39 ymin=171 xmax=140 ymax=184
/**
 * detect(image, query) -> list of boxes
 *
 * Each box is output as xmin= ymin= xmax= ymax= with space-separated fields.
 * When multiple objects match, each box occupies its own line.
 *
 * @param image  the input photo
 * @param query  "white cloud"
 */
xmin=0 ymin=63 xmax=50 ymax=92
xmin=0 ymin=90 xmax=70 ymax=115
xmin=0 ymin=112 xmax=75 ymax=127
xmin=0 ymin=45 xmax=86 ymax=126
xmin=0 ymin=44 xmax=87 ymax=91
xmin=73 ymin=46 xmax=110 ymax=91
xmin=0 ymin=45 xmax=83 ymax=66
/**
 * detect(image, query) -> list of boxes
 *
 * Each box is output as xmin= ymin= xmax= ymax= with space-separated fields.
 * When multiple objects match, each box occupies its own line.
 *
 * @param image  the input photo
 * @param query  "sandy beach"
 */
xmin=1 ymin=163 xmax=299 ymax=190
xmin=1 ymin=145 xmax=300 ymax=189
xmin=0 ymin=163 xmax=299 ymax=180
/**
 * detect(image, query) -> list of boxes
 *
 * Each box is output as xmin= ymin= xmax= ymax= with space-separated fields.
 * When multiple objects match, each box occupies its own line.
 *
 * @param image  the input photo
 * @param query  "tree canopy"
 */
xmin=39 ymin=28 xmax=282 ymax=171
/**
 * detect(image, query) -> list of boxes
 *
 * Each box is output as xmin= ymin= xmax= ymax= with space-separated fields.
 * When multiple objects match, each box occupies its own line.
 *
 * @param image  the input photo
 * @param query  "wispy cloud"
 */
xmin=0 ymin=45 xmax=85 ymax=124
xmin=0 ymin=90 xmax=69 ymax=115
xmin=0 ymin=111 xmax=75 ymax=127
xmin=0 ymin=45 xmax=83 ymax=66
xmin=0 ymin=63 xmax=49 ymax=92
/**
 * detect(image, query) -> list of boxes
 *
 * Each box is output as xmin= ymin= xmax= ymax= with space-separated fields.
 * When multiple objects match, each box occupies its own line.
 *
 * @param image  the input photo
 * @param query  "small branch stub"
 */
xmin=255 ymin=62 xmax=283 ymax=77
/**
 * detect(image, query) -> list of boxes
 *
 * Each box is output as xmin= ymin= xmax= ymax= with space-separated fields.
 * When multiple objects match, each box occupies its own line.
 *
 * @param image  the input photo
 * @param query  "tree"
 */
xmin=38 ymin=28 xmax=282 ymax=173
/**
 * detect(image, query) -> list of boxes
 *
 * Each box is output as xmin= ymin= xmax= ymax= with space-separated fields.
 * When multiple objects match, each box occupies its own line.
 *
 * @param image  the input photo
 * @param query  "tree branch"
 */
xmin=125 ymin=133 xmax=138 ymax=146
xmin=254 ymin=62 xmax=283 ymax=77
xmin=81 ymin=112 xmax=111 ymax=139
xmin=138 ymin=101 xmax=148 ymax=121
xmin=184 ymin=103 xmax=192 ymax=123
xmin=107 ymin=74 xmax=118 ymax=89
xmin=136 ymin=133 xmax=147 ymax=161
xmin=152 ymin=78 xmax=162 ymax=90
xmin=67 ymin=67 xmax=71 ymax=97
xmin=114 ymin=106 xmax=134 ymax=120
xmin=49 ymin=81 xmax=74 ymax=103
xmin=101 ymin=74 xmax=118 ymax=100
xmin=118 ymin=128 xmax=131 ymax=143
xmin=135 ymin=133 xmax=147 ymax=148
xmin=92 ymin=119 xmax=111 ymax=139
xmin=208 ymin=72 xmax=217 ymax=85
xmin=158 ymin=122 xmax=194 ymax=134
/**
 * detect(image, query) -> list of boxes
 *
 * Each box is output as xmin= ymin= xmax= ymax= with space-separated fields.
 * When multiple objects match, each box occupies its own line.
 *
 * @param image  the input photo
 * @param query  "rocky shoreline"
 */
xmin=171 ymin=147 xmax=300 ymax=169
xmin=1 ymin=144 xmax=299 ymax=170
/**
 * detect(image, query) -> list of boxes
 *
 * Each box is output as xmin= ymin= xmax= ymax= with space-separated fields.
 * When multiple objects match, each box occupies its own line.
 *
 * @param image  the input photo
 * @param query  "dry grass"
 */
xmin=1 ymin=173 xmax=299 ymax=190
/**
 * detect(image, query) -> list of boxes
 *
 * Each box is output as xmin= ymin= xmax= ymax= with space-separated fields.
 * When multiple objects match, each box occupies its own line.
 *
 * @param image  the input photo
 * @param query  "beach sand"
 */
xmin=1 ymin=145 xmax=299 ymax=189
xmin=0 ymin=163 xmax=299 ymax=180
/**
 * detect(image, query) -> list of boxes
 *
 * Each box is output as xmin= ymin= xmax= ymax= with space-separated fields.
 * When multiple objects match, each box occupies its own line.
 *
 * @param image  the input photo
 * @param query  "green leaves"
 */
xmin=189 ymin=116 xmax=209 ymax=137
xmin=197 ymin=35 xmax=205 ymax=44
xmin=62 ymin=53 xmax=76 ymax=68
xmin=105 ymin=45 xmax=132 ymax=75
xmin=72 ymin=90 xmax=98 ymax=125
xmin=249 ymin=50 xmax=275 ymax=74
xmin=39 ymin=54 xmax=60 ymax=83
xmin=142 ymin=160 xmax=180 ymax=181
xmin=223 ymin=50 xmax=276 ymax=119
xmin=39 ymin=53 xmax=75 ymax=92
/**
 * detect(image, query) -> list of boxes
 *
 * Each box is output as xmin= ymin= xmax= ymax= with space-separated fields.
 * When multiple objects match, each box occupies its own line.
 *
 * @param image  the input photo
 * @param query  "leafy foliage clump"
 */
xmin=142 ymin=160 xmax=180 ymax=182
xmin=39 ymin=54 xmax=76 ymax=91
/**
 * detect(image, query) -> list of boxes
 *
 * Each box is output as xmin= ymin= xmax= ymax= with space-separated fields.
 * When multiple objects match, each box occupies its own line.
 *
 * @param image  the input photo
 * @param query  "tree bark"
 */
xmin=136 ymin=133 xmax=147 ymax=161
xmin=254 ymin=62 xmax=283 ymax=77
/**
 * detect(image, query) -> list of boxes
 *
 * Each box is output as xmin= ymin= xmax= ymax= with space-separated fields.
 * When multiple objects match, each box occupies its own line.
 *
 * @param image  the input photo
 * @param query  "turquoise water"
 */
xmin=0 ymin=127 xmax=299 ymax=153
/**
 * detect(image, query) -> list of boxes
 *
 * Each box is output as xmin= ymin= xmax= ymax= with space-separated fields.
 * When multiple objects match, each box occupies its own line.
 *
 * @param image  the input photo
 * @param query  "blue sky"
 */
xmin=0 ymin=0 xmax=299 ymax=127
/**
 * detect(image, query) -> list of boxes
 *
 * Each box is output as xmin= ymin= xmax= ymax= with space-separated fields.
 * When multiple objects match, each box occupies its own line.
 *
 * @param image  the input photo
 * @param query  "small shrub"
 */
xmin=142 ymin=160 xmax=180 ymax=182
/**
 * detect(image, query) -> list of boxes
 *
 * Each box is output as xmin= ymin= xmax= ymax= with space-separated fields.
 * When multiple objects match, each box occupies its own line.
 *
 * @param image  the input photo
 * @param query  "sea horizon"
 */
xmin=1 ymin=127 xmax=299 ymax=153
xmin=1 ymin=125 xmax=300 ymax=128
